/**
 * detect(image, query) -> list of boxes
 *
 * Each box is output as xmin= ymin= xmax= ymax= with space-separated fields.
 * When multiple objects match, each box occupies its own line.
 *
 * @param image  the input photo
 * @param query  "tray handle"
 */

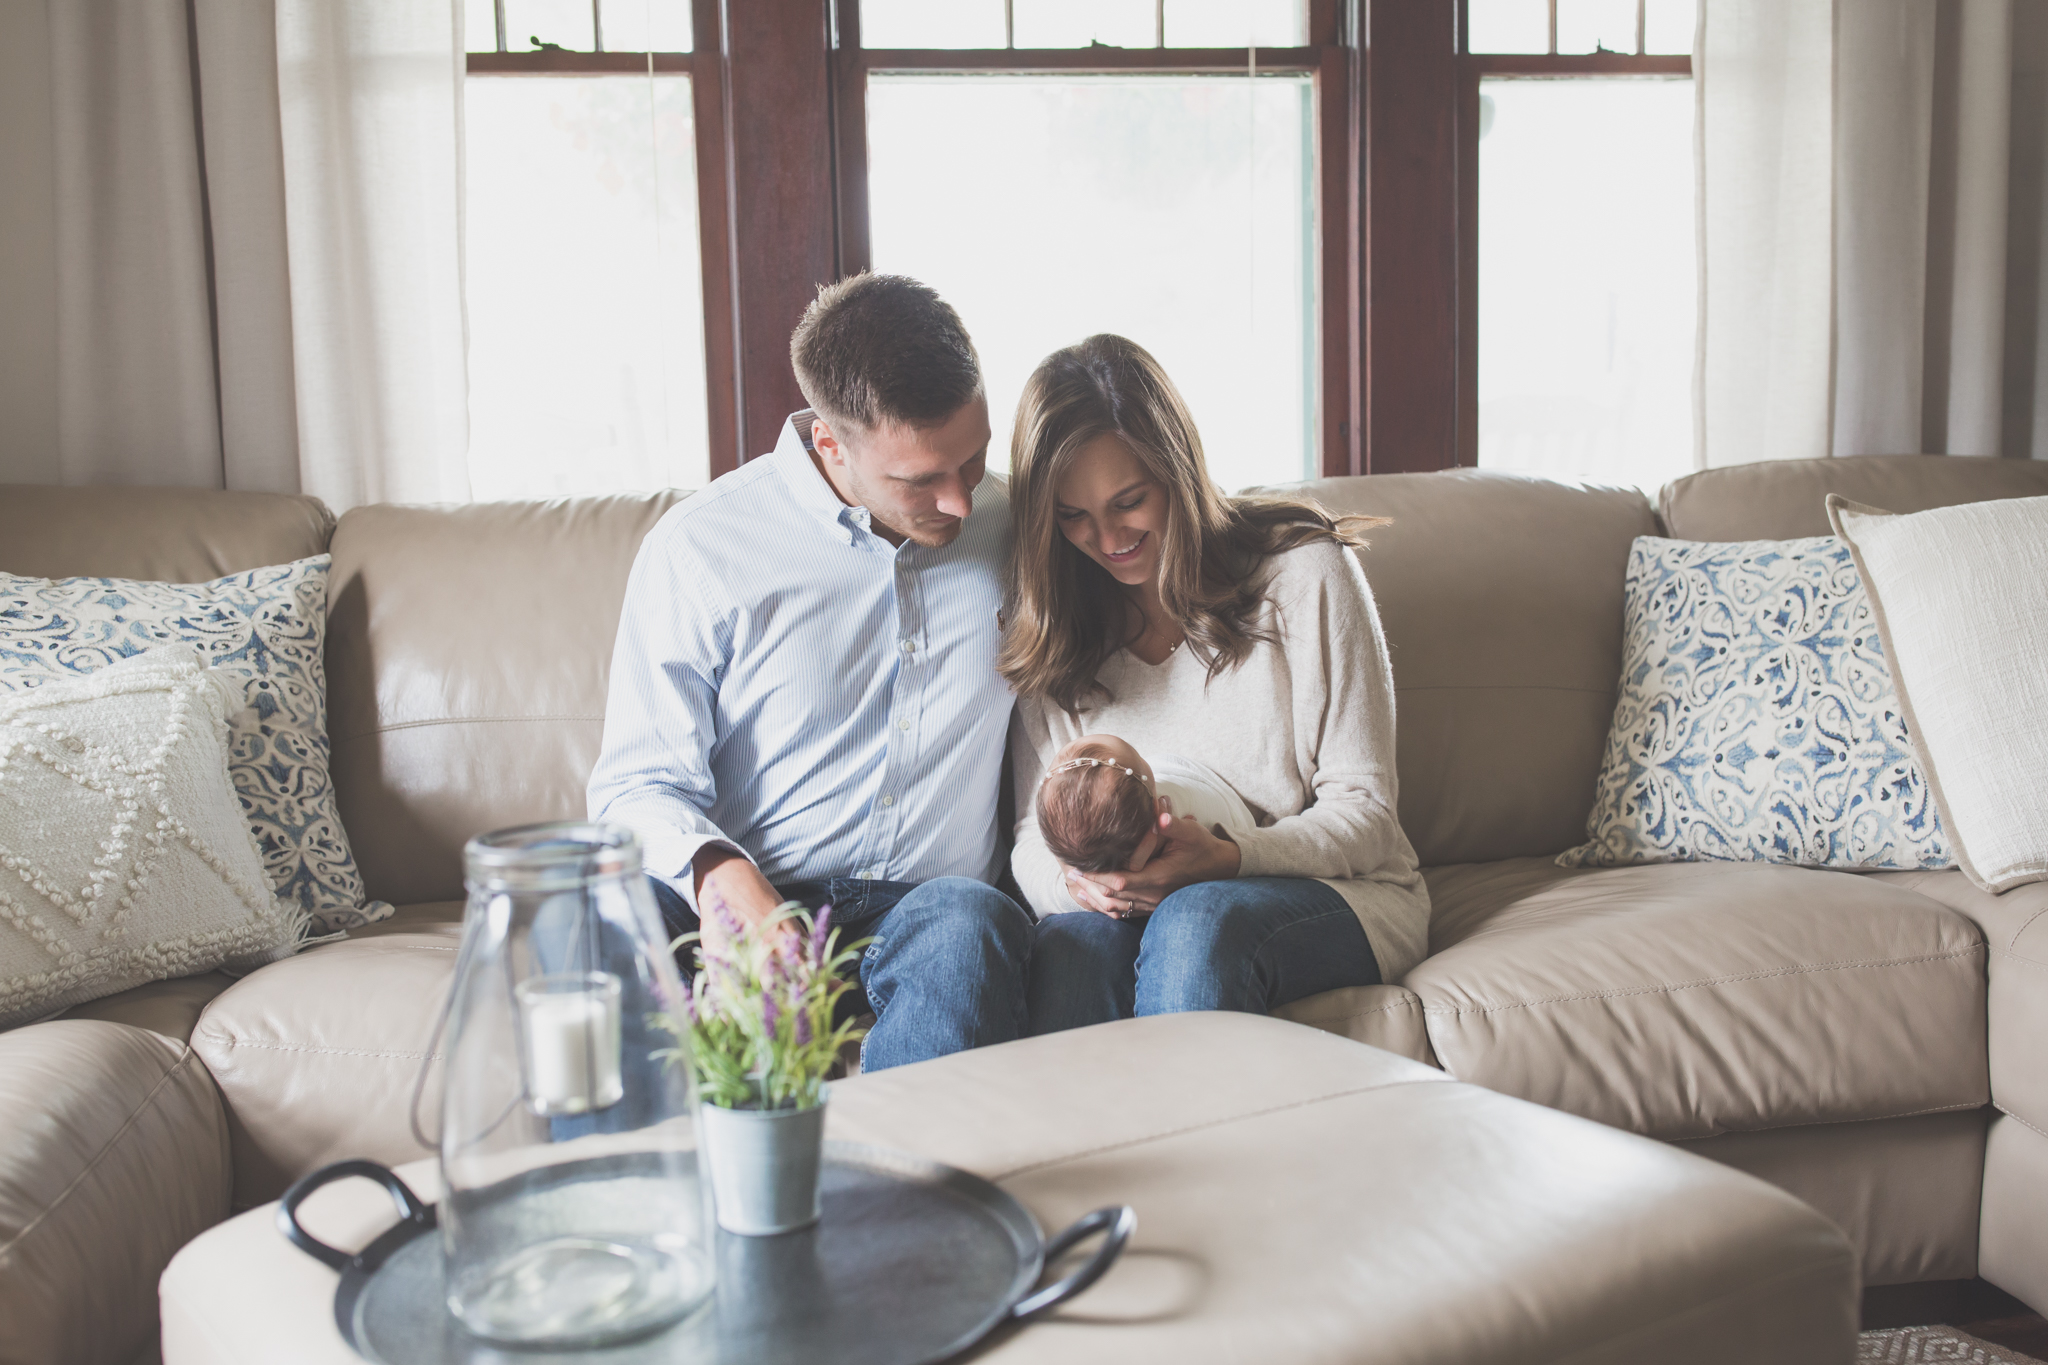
xmin=277 ymin=1159 xmax=435 ymax=1273
xmin=1009 ymin=1205 xmax=1136 ymax=1322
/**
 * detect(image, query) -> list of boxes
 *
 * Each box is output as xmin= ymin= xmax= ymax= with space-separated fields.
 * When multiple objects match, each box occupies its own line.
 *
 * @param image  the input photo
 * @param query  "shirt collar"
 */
xmin=769 ymin=409 xmax=879 ymax=547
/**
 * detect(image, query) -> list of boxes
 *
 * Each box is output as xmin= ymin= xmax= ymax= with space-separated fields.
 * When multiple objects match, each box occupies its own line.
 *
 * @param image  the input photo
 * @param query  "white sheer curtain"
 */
xmin=1698 ymin=0 xmax=2048 ymax=466
xmin=0 ymin=0 xmax=470 ymax=511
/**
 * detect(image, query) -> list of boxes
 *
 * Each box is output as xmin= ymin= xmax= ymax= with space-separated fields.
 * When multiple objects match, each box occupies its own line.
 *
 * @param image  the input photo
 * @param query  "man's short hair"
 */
xmin=790 ymin=273 xmax=982 ymax=437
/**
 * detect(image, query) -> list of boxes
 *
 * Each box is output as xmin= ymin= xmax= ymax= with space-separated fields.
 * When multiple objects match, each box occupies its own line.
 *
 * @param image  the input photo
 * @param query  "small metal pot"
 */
xmin=698 ymin=1100 xmax=827 ymax=1235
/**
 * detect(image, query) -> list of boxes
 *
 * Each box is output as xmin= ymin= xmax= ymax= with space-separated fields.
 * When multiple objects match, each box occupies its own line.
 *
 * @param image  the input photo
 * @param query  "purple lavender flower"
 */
xmin=811 ymin=905 xmax=832 ymax=965
xmin=761 ymin=987 xmax=781 ymax=1037
xmin=793 ymin=993 xmax=812 ymax=1047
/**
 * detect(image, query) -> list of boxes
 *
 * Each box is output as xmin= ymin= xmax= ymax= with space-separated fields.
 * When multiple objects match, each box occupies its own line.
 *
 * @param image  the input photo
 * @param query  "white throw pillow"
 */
xmin=0 ymin=558 xmax=390 ymax=935
xmin=1561 ymin=535 xmax=1949 ymax=871
xmin=0 ymin=647 xmax=303 ymax=1028
xmin=1829 ymin=494 xmax=2048 ymax=893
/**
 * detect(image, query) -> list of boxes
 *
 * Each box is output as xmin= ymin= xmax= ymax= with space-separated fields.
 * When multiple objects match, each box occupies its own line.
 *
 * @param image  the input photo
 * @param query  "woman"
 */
xmin=1000 ymin=334 xmax=1429 ymax=1033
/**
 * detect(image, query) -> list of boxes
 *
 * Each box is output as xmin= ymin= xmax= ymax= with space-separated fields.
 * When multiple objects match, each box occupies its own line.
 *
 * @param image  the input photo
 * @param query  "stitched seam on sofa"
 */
xmin=197 ymin=1036 xmax=444 ymax=1062
xmin=0 ymin=1041 xmax=203 ymax=1259
xmin=1417 ymin=945 xmax=1988 ymax=1017
xmin=330 ymin=714 xmax=603 ymax=744
xmin=2003 ymin=904 xmax=2048 ymax=960
xmin=989 ymin=1077 xmax=1451 ymax=1182
xmin=1664 ymin=1099 xmax=1991 ymax=1144
xmin=1992 ymin=1104 xmax=2048 ymax=1143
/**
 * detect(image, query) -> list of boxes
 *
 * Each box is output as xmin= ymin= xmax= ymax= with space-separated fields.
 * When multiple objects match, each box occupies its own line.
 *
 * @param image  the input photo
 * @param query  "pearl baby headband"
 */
xmin=1042 ymin=755 xmax=1152 ymax=787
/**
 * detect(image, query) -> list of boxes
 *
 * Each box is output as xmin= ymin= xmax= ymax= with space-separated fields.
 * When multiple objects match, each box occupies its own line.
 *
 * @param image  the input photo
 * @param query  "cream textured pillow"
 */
xmin=0 ymin=647 xmax=302 ymax=1028
xmin=1829 ymin=493 xmax=2048 ymax=893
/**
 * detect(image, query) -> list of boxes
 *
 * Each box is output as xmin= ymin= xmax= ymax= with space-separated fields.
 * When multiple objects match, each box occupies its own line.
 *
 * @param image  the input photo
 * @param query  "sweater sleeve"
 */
xmin=1008 ymin=700 xmax=1087 ymax=917
xmin=1231 ymin=543 xmax=1414 ymax=884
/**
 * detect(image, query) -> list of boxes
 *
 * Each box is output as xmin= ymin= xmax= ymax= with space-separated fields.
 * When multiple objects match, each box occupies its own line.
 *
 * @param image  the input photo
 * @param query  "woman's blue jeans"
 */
xmin=1026 ymin=876 xmax=1381 ymax=1035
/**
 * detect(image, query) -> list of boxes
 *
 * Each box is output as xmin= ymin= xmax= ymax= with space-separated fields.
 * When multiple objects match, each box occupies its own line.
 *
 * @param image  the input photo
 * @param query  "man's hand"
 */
xmin=1065 ymin=813 xmax=1242 ymax=916
xmin=693 ymin=846 xmax=791 ymax=953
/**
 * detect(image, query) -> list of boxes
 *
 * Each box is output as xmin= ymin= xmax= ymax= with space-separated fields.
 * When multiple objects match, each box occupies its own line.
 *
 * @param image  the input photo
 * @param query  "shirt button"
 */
xmin=881 ymin=795 xmax=895 ymax=807
xmin=900 ymin=639 xmax=915 ymax=653
xmin=897 ymin=719 xmax=911 ymax=731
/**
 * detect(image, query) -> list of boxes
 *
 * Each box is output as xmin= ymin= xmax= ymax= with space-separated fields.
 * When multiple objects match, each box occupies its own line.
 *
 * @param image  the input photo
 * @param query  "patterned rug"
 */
xmin=1861 ymin=1327 xmax=2048 ymax=1363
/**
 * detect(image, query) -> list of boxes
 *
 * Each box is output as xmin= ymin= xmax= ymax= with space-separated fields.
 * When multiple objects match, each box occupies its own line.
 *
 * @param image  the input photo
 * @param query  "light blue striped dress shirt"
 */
xmin=588 ymin=411 xmax=1015 ymax=907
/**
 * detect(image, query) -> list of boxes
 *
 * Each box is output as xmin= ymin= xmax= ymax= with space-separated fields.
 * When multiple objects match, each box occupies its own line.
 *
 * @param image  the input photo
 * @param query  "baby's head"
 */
xmin=1036 ymin=734 xmax=1161 ymax=873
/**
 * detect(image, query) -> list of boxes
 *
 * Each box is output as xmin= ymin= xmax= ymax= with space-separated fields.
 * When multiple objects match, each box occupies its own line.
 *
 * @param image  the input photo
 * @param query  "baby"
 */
xmin=1036 ymin=733 xmax=1257 ymax=876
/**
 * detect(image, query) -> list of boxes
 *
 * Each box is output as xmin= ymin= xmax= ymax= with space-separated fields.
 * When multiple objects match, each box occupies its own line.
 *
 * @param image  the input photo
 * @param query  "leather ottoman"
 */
xmin=160 ymin=1013 xmax=1857 ymax=1364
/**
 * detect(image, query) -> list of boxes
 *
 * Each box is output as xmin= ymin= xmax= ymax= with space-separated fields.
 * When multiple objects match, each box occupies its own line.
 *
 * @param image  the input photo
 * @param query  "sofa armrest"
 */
xmin=0 ymin=1021 xmax=231 ymax=1365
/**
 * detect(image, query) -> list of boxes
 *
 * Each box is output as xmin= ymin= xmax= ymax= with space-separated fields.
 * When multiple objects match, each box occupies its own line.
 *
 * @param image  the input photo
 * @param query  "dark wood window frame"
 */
xmin=465 ymin=1 xmax=1686 ymax=486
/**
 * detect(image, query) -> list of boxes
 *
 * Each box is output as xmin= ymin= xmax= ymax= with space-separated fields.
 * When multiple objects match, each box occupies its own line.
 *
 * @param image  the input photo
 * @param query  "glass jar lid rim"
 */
xmin=464 ymin=821 xmax=644 ymax=876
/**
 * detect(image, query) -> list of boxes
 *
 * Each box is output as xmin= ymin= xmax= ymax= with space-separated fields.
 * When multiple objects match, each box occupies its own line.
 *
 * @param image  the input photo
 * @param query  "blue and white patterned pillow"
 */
xmin=1559 ymin=536 xmax=1950 ymax=870
xmin=0 ymin=559 xmax=392 ymax=935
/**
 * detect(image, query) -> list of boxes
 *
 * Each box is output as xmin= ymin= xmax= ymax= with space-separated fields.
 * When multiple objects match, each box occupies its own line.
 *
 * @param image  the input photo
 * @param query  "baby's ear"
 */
xmin=1156 ymin=794 xmax=1173 ymax=817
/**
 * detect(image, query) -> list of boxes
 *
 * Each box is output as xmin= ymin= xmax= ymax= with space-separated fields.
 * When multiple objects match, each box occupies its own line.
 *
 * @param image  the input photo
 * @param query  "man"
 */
xmin=587 ymin=273 xmax=1029 ymax=1071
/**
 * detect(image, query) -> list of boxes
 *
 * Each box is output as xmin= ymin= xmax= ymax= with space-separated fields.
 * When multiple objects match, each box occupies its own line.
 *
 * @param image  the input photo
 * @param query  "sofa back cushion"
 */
xmin=0 ymin=485 xmax=335 ymax=581
xmin=1265 ymin=470 xmax=1658 ymax=867
xmin=1660 ymin=454 xmax=2048 ymax=540
xmin=326 ymin=494 xmax=687 ymax=905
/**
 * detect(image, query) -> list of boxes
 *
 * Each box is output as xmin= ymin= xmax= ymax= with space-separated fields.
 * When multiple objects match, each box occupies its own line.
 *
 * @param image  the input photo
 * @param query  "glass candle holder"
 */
xmin=440 ymin=822 xmax=712 ymax=1349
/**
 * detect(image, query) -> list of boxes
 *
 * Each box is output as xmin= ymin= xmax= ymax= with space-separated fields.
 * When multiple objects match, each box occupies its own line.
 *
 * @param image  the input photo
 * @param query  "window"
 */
xmin=462 ymin=1 xmax=713 ymax=497
xmin=840 ymin=0 xmax=1342 ymax=491
xmin=451 ymin=1 xmax=1694 ymax=498
xmin=1459 ymin=0 xmax=1697 ymax=492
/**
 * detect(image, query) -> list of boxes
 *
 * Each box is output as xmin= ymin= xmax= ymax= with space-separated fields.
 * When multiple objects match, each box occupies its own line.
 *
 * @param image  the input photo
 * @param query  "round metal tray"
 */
xmin=280 ymin=1144 xmax=1132 ymax=1365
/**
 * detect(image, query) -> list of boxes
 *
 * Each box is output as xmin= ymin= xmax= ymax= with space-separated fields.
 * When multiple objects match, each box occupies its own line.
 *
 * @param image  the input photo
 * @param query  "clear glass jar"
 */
xmin=439 ymin=822 xmax=712 ymax=1348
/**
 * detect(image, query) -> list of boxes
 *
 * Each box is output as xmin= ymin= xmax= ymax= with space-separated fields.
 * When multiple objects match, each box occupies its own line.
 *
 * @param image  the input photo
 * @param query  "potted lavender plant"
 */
xmin=658 ymin=896 xmax=867 ymax=1235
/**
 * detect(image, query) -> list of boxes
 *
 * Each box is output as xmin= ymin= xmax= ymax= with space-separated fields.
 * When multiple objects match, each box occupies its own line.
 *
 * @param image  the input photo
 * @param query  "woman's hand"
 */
xmin=1065 ymin=813 xmax=1242 ymax=916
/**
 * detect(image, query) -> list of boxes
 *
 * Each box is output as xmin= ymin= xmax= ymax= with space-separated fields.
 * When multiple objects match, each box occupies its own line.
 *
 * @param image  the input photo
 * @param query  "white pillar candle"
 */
xmin=515 ymin=973 xmax=625 ymax=1116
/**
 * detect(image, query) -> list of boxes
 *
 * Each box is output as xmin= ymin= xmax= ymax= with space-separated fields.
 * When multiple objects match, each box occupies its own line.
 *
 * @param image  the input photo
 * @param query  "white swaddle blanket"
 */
xmin=1150 ymin=752 xmax=1257 ymax=843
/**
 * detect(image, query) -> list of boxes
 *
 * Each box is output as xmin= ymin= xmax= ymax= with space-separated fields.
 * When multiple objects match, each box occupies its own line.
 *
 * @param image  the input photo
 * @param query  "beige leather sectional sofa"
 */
xmin=3 ymin=454 xmax=2045 ymax=1365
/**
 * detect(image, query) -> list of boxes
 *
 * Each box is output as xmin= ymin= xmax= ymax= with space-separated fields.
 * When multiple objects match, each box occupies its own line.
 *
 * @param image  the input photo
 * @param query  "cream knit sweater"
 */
xmin=1010 ymin=540 xmax=1432 ymax=984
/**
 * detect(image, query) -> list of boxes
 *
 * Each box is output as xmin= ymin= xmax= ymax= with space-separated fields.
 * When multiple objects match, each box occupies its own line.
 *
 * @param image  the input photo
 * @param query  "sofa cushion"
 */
xmin=191 ymin=905 xmax=463 ymax=1207
xmin=0 ymin=1020 xmax=230 ymax=1365
xmin=1260 ymin=470 xmax=1659 ymax=865
xmin=1410 ymin=858 xmax=1988 ymax=1139
xmin=325 ymin=494 xmax=687 ymax=906
xmin=1659 ymin=453 xmax=2048 ymax=542
xmin=1874 ymin=868 xmax=2048 ymax=1139
xmin=0 ymin=485 xmax=334 ymax=583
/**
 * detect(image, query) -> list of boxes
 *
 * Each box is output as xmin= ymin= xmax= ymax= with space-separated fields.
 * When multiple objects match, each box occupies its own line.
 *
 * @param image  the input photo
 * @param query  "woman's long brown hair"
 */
xmin=998 ymin=334 xmax=1385 ymax=714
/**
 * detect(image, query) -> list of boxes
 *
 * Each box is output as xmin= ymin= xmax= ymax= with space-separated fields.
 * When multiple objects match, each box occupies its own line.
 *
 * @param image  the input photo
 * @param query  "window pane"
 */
xmin=868 ymin=75 xmax=1314 ymax=492
xmin=1644 ymin=0 xmax=1696 ymax=54
xmin=465 ymin=75 xmax=710 ymax=497
xmin=505 ymin=0 xmax=595 ymax=51
xmin=862 ymin=0 xmax=1007 ymax=48
xmin=602 ymin=0 xmax=693 ymax=53
xmin=465 ymin=0 xmax=501 ymax=53
xmin=1163 ymin=0 xmax=1306 ymax=47
xmin=1556 ymin=0 xmax=1637 ymax=54
xmin=1477 ymin=78 xmax=1695 ymax=494
xmin=1468 ymin=0 xmax=1548 ymax=53
xmin=1013 ymin=0 xmax=1155 ymax=49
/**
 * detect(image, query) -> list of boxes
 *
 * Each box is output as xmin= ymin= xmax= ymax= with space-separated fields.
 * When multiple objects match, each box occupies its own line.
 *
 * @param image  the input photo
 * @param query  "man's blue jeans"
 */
xmin=1026 ymin=876 xmax=1380 ymax=1035
xmin=650 ymin=875 xmax=1033 ymax=1072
